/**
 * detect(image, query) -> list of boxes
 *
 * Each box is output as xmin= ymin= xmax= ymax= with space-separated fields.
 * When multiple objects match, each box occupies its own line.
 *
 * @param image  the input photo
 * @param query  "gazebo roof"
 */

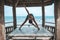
xmin=4 ymin=0 xmax=54 ymax=7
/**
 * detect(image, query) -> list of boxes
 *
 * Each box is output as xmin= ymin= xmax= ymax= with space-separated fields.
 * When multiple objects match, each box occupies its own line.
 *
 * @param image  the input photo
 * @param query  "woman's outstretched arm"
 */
xmin=25 ymin=7 xmax=29 ymax=15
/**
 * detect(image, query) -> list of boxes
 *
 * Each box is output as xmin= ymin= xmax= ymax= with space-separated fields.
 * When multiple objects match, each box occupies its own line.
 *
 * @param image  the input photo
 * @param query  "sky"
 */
xmin=4 ymin=3 xmax=54 ymax=16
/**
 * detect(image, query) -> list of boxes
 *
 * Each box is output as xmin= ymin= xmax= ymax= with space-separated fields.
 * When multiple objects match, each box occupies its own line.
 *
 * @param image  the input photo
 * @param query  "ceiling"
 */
xmin=4 ymin=0 xmax=54 ymax=7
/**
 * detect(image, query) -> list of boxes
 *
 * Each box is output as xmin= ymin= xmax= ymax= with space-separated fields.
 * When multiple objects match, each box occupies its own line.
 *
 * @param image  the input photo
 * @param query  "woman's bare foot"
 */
xmin=19 ymin=27 xmax=21 ymax=30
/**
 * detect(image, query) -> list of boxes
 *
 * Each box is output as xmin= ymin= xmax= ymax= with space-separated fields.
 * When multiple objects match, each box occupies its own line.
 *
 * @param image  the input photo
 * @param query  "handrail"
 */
xmin=45 ymin=22 xmax=55 ymax=24
xmin=5 ymin=22 xmax=13 ymax=24
xmin=5 ymin=22 xmax=55 ymax=26
xmin=5 ymin=21 xmax=55 ymax=27
xmin=5 ymin=22 xmax=55 ymax=24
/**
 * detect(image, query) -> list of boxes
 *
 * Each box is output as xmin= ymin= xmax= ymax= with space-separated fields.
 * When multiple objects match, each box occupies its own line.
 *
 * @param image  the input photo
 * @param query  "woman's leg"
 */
xmin=31 ymin=23 xmax=40 ymax=30
xmin=19 ymin=26 xmax=22 ymax=30
xmin=19 ymin=16 xmax=28 ymax=30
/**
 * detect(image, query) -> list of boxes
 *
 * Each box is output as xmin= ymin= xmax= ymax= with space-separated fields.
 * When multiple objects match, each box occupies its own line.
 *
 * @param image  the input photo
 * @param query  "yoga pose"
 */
xmin=19 ymin=7 xmax=40 ymax=30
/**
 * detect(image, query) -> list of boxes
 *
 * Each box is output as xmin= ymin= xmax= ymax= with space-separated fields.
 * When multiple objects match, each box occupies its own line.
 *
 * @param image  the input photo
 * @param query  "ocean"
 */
xmin=5 ymin=16 xmax=55 ymax=27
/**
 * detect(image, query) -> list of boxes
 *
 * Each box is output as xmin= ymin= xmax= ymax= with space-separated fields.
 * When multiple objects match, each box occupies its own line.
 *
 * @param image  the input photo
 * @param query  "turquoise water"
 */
xmin=5 ymin=16 xmax=55 ymax=27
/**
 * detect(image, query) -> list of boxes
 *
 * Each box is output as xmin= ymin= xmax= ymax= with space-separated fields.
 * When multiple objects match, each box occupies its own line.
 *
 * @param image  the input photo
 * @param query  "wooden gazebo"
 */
xmin=4 ymin=0 xmax=54 ymax=29
xmin=1 ymin=0 xmax=60 ymax=40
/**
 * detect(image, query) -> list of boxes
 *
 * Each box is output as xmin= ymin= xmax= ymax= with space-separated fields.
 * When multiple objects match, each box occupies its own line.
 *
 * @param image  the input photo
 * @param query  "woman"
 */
xmin=19 ymin=14 xmax=40 ymax=30
xmin=19 ymin=7 xmax=40 ymax=30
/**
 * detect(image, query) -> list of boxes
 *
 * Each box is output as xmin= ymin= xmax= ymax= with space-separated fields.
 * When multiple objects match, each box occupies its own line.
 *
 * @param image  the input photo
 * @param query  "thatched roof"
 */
xmin=4 ymin=0 xmax=54 ymax=7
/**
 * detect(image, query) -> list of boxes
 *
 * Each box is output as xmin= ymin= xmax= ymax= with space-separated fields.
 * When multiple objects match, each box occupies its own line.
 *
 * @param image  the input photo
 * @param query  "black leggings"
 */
xmin=29 ymin=20 xmax=32 ymax=23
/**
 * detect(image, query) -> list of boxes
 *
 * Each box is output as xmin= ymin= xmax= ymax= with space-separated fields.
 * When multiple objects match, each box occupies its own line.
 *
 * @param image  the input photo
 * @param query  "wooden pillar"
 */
xmin=55 ymin=0 xmax=60 ymax=40
xmin=41 ymin=0 xmax=45 ymax=27
xmin=54 ymin=0 xmax=58 ymax=40
xmin=12 ymin=0 xmax=19 ymax=29
xmin=12 ymin=2 xmax=17 ymax=29
xmin=0 ymin=0 xmax=6 ymax=40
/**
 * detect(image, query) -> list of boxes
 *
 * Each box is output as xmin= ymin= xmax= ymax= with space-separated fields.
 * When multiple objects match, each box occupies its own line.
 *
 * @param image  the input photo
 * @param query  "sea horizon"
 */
xmin=5 ymin=16 xmax=55 ymax=27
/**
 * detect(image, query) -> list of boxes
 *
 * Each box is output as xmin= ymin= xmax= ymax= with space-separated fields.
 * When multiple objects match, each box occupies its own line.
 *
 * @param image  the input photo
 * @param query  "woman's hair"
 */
xmin=28 ymin=14 xmax=33 ymax=16
xmin=26 ymin=14 xmax=34 ymax=19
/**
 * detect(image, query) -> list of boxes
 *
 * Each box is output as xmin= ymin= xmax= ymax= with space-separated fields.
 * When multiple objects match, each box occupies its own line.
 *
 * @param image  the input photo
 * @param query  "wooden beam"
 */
xmin=15 ymin=0 xmax=19 ymax=7
xmin=17 ymin=1 xmax=51 ymax=5
xmin=12 ymin=6 xmax=17 ymax=29
xmin=0 ymin=0 xmax=6 ymax=40
xmin=41 ymin=0 xmax=45 ymax=27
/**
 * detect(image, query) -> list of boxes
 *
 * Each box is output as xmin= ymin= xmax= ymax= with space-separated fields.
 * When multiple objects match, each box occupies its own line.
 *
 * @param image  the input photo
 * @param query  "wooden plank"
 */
xmin=12 ymin=36 xmax=51 ymax=40
xmin=12 ymin=37 xmax=35 ymax=39
xmin=36 ymin=37 xmax=50 ymax=39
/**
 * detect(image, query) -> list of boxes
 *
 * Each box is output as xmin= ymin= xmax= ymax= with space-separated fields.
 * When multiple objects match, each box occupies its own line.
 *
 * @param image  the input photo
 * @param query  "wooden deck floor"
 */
xmin=8 ymin=26 xmax=53 ymax=40
xmin=8 ymin=26 xmax=53 ymax=36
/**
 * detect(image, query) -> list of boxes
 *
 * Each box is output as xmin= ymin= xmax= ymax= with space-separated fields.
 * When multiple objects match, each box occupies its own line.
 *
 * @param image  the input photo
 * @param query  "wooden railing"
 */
xmin=5 ymin=26 xmax=14 ymax=34
xmin=45 ymin=22 xmax=55 ymax=40
xmin=45 ymin=22 xmax=55 ymax=24
xmin=5 ymin=22 xmax=13 ymax=24
xmin=45 ymin=22 xmax=55 ymax=33
xmin=5 ymin=22 xmax=55 ymax=34
xmin=45 ymin=25 xmax=55 ymax=33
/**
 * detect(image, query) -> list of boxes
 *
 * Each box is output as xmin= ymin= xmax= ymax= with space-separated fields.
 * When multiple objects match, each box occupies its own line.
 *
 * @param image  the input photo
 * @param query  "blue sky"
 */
xmin=4 ymin=3 xmax=54 ymax=16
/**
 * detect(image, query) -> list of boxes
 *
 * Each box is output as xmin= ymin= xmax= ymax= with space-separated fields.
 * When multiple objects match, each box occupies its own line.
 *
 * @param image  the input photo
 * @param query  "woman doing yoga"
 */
xmin=19 ymin=7 xmax=40 ymax=30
